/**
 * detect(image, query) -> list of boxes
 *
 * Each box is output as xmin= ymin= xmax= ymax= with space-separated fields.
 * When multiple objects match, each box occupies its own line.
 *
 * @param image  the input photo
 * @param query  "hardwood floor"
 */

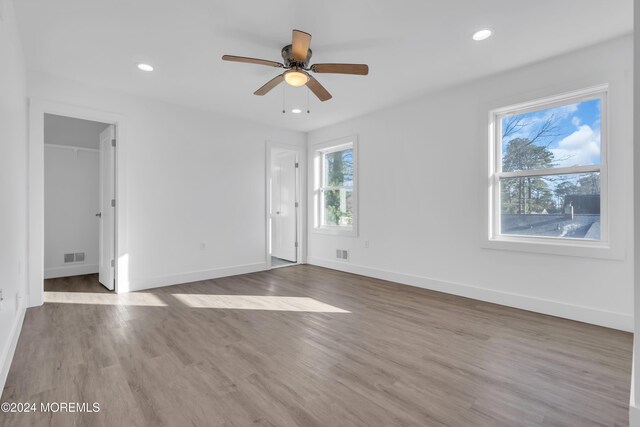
xmin=1 ymin=266 xmax=632 ymax=426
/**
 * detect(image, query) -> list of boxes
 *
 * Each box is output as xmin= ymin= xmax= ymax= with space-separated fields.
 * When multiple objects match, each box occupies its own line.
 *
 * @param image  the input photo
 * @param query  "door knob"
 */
xmin=276 ymin=211 xmax=280 ymax=215
xmin=95 ymin=212 xmax=102 ymax=218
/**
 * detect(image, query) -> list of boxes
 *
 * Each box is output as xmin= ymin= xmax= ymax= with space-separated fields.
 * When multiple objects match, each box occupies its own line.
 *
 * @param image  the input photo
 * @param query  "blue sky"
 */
xmin=502 ymin=98 xmax=601 ymax=168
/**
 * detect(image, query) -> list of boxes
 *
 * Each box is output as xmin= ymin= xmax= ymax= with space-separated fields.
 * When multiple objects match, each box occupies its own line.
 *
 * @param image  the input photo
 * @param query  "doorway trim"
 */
xmin=265 ymin=140 xmax=306 ymax=270
xmin=28 ymin=99 xmax=128 ymax=306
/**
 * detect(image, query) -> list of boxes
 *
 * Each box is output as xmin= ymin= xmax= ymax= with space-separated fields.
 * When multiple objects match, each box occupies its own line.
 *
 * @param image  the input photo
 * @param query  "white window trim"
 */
xmin=312 ymin=135 xmax=358 ymax=237
xmin=485 ymin=85 xmax=616 ymax=258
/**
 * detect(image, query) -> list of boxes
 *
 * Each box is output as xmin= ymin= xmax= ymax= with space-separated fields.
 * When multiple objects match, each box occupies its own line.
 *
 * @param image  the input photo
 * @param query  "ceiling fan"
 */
xmin=222 ymin=29 xmax=369 ymax=102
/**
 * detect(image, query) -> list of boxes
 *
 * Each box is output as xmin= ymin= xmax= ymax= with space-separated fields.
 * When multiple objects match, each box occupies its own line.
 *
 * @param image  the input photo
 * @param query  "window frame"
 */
xmin=488 ymin=85 xmax=609 ymax=251
xmin=312 ymin=135 xmax=358 ymax=236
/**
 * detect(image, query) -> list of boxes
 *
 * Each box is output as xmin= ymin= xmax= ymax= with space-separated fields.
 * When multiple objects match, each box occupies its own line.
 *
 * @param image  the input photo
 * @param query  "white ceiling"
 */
xmin=15 ymin=0 xmax=633 ymax=132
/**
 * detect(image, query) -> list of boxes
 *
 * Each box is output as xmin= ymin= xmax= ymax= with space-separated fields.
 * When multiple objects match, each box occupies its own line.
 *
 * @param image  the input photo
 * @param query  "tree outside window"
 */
xmin=322 ymin=147 xmax=353 ymax=227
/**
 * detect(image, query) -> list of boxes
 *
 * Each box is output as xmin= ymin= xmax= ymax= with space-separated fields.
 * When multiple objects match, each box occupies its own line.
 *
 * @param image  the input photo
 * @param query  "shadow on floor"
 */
xmin=44 ymin=273 xmax=113 ymax=293
xmin=271 ymin=256 xmax=296 ymax=268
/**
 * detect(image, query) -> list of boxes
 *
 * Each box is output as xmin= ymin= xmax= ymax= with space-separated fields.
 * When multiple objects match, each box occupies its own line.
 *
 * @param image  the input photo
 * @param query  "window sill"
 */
xmin=482 ymin=235 xmax=624 ymax=260
xmin=313 ymin=226 xmax=358 ymax=237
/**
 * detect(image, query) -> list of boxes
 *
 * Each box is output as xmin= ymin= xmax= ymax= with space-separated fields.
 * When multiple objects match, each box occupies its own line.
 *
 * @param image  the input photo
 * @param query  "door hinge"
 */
xmin=295 ymin=162 xmax=299 ymax=168
xmin=295 ymin=202 xmax=299 ymax=208
xmin=111 ymin=199 xmax=116 ymax=207
xmin=111 ymin=259 xmax=115 ymax=267
xmin=111 ymin=139 xmax=116 ymax=147
xmin=295 ymin=242 xmax=298 ymax=248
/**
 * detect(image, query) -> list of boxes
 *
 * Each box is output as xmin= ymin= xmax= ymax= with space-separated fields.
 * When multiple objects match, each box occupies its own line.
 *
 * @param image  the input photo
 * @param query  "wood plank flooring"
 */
xmin=0 ymin=266 xmax=632 ymax=426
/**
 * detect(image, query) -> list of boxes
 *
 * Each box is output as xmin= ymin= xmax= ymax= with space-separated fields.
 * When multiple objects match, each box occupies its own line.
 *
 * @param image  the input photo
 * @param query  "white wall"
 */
xmin=44 ymin=146 xmax=99 ymax=278
xmin=308 ymin=35 xmax=634 ymax=331
xmin=0 ymin=0 xmax=28 ymax=392
xmin=28 ymin=72 xmax=306 ymax=301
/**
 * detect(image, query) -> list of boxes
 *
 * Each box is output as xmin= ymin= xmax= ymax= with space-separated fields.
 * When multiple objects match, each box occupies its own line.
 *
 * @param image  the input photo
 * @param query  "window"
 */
xmin=313 ymin=136 xmax=358 ymax=236
xmin=489 ymin=87 xmax=607 ymax=245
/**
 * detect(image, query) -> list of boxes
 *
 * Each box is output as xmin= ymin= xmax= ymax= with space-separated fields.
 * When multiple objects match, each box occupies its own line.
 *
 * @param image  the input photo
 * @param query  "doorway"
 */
xmin=267 ymin=143 xmax=303 ymax=269
xmin=43 ymin=114 xmax=116 ymax=292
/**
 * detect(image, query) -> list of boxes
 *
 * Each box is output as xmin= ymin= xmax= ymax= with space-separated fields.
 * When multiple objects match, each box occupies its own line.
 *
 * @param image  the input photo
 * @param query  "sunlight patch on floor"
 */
xmin=44 ymin=291 xmax=167 ymax=306
xmin=172 ymin=294 xmax=350 ymax=312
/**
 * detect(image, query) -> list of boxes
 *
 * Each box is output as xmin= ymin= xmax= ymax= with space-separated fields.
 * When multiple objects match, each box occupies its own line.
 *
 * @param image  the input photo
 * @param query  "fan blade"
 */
xmin=312 ymin=63 xmax=369 ymax=75
xmin=306 ymin=76 xmax=332 ymax=102
xmin=222 ymin=55 xmax=283 ymax=68
xmin=292 ymin=29 xmax=312 ymax=62
xmin=254 ymin=74 xmax=285 ymax=96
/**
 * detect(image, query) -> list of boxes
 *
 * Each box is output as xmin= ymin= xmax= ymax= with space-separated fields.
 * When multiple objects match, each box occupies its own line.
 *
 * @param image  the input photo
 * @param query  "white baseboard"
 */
xmin=44 ymin=264 xmax=98 ymax=279
xmin=307 ymin=257 xmax=633 ymax=332
xmin=0 ymin=298 xmax=26 ymax=394
xmin=127 ymin=262 xmax=267 ymax=292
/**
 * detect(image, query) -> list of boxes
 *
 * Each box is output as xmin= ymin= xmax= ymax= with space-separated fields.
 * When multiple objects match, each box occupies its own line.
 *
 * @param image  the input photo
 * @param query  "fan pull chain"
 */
xmin=307 ymin=88 xmax=310 ymax=114
xmin=282 ymin=85 xmax=286 ymax=114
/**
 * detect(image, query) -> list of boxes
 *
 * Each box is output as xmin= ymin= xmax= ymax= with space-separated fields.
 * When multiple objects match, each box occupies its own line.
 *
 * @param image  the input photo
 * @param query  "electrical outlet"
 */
xmin=364 ymin=240 xmax=370 ymax=248
xmin=200 ymin=242 xmax=206 ymax=250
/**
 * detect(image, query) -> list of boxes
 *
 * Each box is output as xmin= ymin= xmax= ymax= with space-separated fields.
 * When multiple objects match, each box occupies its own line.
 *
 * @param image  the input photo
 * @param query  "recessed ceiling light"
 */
xmin=291 ymin=108 xmax=302 ymax=114
xmin=472 ymin=28 xmax=493 ymax=41
xmin=137 ymin=63 xmax=154 ymax=72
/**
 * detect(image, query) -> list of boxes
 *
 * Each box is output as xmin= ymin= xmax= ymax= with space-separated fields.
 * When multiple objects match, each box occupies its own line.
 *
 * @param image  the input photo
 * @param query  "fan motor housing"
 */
xmin=281 ymin=44 xmax=312 ymax=68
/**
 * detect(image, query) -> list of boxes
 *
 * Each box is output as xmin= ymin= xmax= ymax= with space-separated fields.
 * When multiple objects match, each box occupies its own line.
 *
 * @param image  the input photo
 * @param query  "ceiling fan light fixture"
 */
xmin=284 ymin=70 xmax=309 ymax=87
xmin=222 ymin=29 xmax=368 ymax=102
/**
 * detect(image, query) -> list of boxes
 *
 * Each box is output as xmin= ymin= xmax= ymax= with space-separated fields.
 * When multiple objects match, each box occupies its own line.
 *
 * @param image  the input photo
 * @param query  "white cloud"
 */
xmin=555 ymin=103 xmax=578 ymax=118
xmin=550 ymin=124 xmax=600 ymax=168
xmin=571 ymin=116 xmax=581 ymax=126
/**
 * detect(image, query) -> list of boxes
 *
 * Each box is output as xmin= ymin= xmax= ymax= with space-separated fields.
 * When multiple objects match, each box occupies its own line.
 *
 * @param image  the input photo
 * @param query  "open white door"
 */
xmin=271 ymin=151 xmax=298 ymax=262
xmin=98 ymin=125 xmax=115 ymax=290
